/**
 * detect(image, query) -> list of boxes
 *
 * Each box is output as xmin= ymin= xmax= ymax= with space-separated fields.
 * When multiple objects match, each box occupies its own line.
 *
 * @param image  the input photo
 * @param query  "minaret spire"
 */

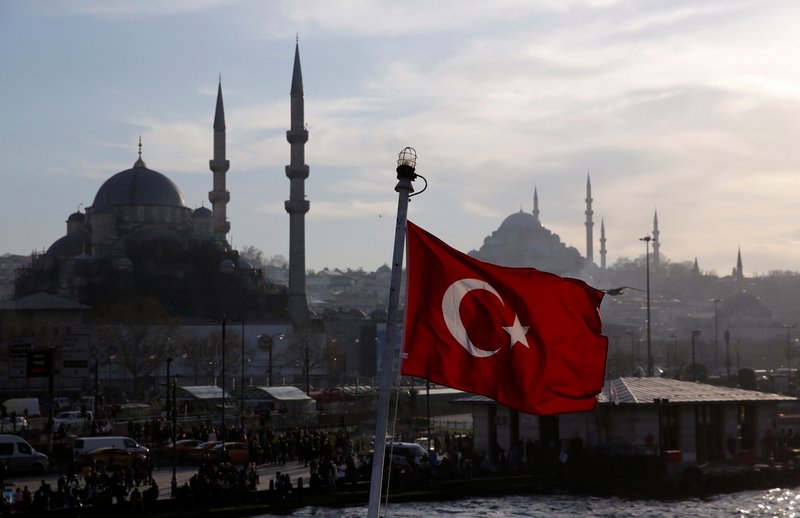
xmin=285 ymin=40 xmax=310 ymax=323
xmin=209 ymin=80 xmax=231 ymax=243
xmin=735 ymin=246 xmax=744 ymax=282
xmin=533 ymin=186 xmax=539 ymax=221
xmin=585 ymin=172 xmax=594 ymax=265
xmin=599 ymin=218 xmax=607 ymax=270
xmin=652 ymin=209 xmax=660 ymax=269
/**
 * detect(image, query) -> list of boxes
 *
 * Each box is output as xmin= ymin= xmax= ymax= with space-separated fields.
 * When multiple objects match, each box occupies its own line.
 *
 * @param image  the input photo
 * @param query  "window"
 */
xmin=17 ymin=442 xmax=31 ymax=454
xmin=0 ymin=444 xmax=13 ymax=455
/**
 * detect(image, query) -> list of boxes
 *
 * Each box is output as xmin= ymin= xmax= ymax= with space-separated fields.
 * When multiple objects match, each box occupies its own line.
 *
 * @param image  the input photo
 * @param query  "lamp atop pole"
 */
xmin=691 ymin=330 xmax=701 ymax=382
xmin=368 ymin=147 xmax=422 ymax=518
xmin=640 ymin=235 xmax=653 ymax=377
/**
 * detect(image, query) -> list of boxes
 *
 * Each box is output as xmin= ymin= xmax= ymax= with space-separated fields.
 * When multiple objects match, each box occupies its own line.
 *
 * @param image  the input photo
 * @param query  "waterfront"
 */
xmin=268 ymin=490 xmax=800 ymax=517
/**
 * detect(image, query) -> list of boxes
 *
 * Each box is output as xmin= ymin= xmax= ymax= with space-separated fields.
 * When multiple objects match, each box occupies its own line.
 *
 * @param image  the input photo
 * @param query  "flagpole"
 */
xmin=367 ymin=147 xmax=418 ymax=518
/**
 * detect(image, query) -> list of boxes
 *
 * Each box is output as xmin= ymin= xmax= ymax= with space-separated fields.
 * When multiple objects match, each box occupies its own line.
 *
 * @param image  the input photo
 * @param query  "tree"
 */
xmin=94 ymin=297 xmax=181 ymax=398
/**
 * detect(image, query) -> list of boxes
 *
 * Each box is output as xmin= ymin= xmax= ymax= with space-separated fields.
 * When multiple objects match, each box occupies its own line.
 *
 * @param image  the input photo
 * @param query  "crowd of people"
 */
xmin=2 ymin=421 xmax=479 ymax=514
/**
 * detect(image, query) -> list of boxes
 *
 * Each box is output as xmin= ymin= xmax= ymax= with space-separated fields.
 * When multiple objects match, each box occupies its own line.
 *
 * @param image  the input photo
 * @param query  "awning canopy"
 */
xmin=243 ymin=386 xmax=313 ymax=402
xmin=176 ymin=385 xmax=230 ymax=400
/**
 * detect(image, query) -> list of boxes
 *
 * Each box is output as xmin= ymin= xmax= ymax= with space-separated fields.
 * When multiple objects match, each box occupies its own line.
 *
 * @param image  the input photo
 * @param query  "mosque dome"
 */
xmin=67 ymin=211 xmax=85 ymax=223
xmin=498 ymin=210 xmax=542 ymax=231
xmin=193 ymin=206 xmax=212 ymax=217
xmin=720 ymin=292 xmax=772 ymax=319
xmin=45 ymin=230 xmax=91 ymax=258
xmin=471 ymin=209 xmax=585 ymax=275
xmin=92 ymin=158 xmax=186 ymax=208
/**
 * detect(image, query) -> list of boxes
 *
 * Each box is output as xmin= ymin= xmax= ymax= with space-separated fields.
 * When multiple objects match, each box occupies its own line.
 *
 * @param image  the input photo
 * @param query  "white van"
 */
xmin=0 ymin=434 xmax=49 ymax=473
xmin=2 ymin=398 xmax=40 ymax=417
xmin=72 ymin=436 xmax=149 ymax=463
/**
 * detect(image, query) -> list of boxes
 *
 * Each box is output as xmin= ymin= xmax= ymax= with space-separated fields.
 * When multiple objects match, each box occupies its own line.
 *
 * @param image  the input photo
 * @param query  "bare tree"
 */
xmin=94 ymin=297 xmax=181 ymax=398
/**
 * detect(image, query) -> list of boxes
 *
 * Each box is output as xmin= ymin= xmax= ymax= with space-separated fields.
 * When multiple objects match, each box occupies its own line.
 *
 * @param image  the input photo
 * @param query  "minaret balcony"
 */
xmin=208 ymin=190 xmax=230 ymax=204
xmin=286 ymin=129 xmax=309 ymax=144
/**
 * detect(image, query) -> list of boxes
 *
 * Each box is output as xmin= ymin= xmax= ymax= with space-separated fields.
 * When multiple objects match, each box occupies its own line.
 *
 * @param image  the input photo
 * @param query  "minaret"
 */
xmin=734 ymin=246 xmax=744 ymax=282
xmin=599 ymin=218 xmax=607 ymax=270
xmin=208 ymin=80 xmax=231 ymax=243
xmin=285 ymin=40 xmax=310 ymax=323
xmin=585 ymin=173 xmax=594 ymax=265
xmin=532 ymin=186 xmax=539 ymax=221
xmin=652 ymin=210 xmax=660 ymax=269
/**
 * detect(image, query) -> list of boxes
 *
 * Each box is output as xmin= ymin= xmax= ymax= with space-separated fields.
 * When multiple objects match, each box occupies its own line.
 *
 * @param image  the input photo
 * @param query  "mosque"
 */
xmin=15 ymin=44 xmax=312 ymax=324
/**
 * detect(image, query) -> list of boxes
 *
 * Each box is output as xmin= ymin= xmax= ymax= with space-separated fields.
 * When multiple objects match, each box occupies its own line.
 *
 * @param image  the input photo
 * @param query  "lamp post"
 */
xmin=640 ymin=235 xmax=653 ymax=377
xmin=232 ymin=318 xmax=245 ymax=431
xmin=171 ymin=377 xmax=177 ymax=495
xmin=165 ymin=356 xmax=172 ymax=416
xmin=165 ymin=356 xmax=174 ymax=495
xmin=368 ymin=147 xmax=421 ymax=518
xmin=709 ymin=298 xmax=720 ymax=375
xmin=258 ymin=334 xmax=285 ymax=387
xmin=691 ymin=330 xmax=701 ymax=382
xmin=669 ymin=334 xmax=677 ymax=378
xmin=625 ymin=331 xmax=636 ymax=375
xmin=784 ymin=323 xmax=797 ymax=391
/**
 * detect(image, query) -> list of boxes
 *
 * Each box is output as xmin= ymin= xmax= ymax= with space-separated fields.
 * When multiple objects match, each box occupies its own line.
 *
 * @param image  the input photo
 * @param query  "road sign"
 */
xmin=61 ymin=334 xmax=90 ymax=378
xmin=8 ymin=338 xmax=33 ymax=378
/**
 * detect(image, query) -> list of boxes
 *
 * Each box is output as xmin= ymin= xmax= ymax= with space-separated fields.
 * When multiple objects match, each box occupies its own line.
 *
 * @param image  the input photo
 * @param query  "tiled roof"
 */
xmin=601 ymin=377 xmax=795 ymax=405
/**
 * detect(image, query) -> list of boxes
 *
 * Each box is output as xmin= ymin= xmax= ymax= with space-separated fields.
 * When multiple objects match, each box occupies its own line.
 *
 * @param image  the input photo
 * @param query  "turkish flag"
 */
xmin=401 ymin=221 xmax=608 ymax=415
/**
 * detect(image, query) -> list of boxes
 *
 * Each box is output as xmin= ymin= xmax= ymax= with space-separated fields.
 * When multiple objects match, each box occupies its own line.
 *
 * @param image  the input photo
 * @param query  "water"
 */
xmin=254 ymin=489 xmax=800 ymax=517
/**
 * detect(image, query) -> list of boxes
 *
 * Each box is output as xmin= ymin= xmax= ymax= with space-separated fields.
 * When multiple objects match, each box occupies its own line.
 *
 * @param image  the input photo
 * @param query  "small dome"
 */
xmin=46 ymin=230 xmax=91 ymax=258
xmin=68 ymin=211 xmax=85 ymax=222
xmin=193 ymin=206 xmax=212 ymax=217
xmin=92 ymin=159 xmax=186 ymax=208
xmin=238 ymin=257 xmax=253 ymax=270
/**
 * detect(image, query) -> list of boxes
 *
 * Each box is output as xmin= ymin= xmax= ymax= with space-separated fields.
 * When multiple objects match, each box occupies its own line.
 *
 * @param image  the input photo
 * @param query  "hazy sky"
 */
xmin=3 ymin=1 xmax=800 ymax=277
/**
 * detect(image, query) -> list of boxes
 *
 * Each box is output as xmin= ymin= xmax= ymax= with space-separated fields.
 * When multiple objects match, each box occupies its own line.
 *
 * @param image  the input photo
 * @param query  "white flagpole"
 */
xmin=367 ymin=147 xmax=418 ymax=518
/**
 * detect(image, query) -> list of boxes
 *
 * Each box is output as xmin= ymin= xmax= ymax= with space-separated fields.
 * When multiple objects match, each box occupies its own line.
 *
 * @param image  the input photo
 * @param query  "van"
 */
xmin=72 ymin=436 xmax=149 ymax=464
xmin=0 ymin=434 xmax=49 ymax=473
xmin=1 ymin=398 xmax=40 ymax=418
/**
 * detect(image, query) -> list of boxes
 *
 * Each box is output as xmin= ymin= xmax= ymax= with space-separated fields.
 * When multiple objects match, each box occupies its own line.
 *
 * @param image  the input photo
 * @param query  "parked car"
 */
xmin=160 ymin=439 xmax=203 ymax=461
xmin=207 ymin=442 xmax=250 ymax=464
xmin=0 ymin=434 xmax=49 ymax=473
xmin=53 ymin=410 xmax=93 ymax=430
xmin=73 ymin=436 xmax=149 ymax=464
xmin=186 ymin=441 xmax=219 ymax=462
xmin=85 ymin=447 xmax=147 ymax=473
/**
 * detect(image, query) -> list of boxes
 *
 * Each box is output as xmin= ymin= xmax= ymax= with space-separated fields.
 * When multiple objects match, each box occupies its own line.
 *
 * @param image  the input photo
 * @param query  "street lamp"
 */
xmin=231 ymin=318 xmax=245 ymax=431
xmin=258 ymin=333 xmax=285 ymax=387
xmin=784 ymin=324 xmax=797 ymax=391
xmin=691 ymin=330 xmax=701 ymax=382
xmin=640 ymin=235 xmax=653 ymax=377
xmin=625 ymin=331 xmax=636 ymax=375
xmin=709 ymin=298 xmax=721 ymax=375
xmin=669 ymin=334 xmax=677 ymax=378
xmin=171 ymin=377 xmax=177 ymax=495
xmin=368 ymin=146 xmax=422 ymax=518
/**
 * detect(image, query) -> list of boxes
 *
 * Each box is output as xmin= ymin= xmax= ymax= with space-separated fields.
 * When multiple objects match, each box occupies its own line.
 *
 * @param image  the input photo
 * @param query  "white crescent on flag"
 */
xmin=442 ymin=278 xmax=533 ymax=357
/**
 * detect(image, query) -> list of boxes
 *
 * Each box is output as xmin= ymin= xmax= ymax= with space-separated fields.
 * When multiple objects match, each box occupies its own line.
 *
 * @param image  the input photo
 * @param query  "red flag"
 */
xmin=401 ymin=221 xmax=608 ymax=415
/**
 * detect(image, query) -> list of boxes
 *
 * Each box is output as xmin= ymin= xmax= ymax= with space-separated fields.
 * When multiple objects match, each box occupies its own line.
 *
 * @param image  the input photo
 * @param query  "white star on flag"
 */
xmin=503 ymin=315 xmax=530 ymax=349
